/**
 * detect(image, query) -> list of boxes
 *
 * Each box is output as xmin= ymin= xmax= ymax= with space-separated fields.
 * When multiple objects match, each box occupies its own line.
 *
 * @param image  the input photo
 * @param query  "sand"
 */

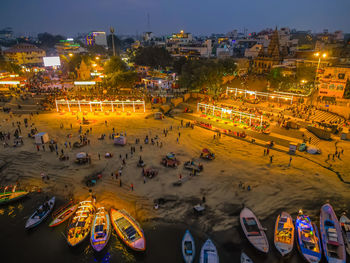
xmin=1 ymin=108 xmax=350 ymax=240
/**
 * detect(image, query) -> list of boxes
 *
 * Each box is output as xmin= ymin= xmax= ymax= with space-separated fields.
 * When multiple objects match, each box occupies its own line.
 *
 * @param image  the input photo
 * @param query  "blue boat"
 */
xmin=182 ymin=230 xmax=195 ymax=263
xmin=320 ymin=204 xmax=346 ymax=263
xmin=295 ymin=211 xmax=322 ymax=263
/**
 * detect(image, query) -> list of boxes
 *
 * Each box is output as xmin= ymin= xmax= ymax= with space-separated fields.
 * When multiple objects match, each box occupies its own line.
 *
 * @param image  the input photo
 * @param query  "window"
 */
xmin=338 ymin=73 xmax=345 ymax=80
xmin=337 ymin=85 xmax=344 ymax=90
xmin=329 ymin=84 xmax=335 ymax=90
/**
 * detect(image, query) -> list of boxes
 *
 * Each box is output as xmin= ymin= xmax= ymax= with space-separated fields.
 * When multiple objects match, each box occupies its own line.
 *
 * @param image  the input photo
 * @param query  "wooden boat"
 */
xmin=199 ymin=238 xmax=219 ymax=263
xmin=240 ymin=207 xmax=269 ymax=253
xmin=274 ymin=212 xmax=295 ymax=256
xmin=0 ymin=186 xmax=28 ymax=205
xmin=25 ymin=197 xmax=55 ymax=229
xmin=110 ymin=208 xmax=145 ymax=251
xmin=340 ymin=214 xmax=350 ymax=255
xmin=182 ymin=230 xmax=195 ymax=263
xmin=49 ymin=201 xmax=78 ymax=227
xmin=90 ymin=207 xmax=111 ymax=252
xmin=241 ymin=252 xmax=253 ymax=263
xmin=66 ymin=200 xmax=95 ymax=246
xmin=320 ymin=204 xmax=346 ymax=263
xmin=295 ymin=211 xmax=322 ymax=263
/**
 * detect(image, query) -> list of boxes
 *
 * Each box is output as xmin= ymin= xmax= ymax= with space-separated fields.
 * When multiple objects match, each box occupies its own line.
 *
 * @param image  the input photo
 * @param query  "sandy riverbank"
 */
xmin=1 ymin=110 xmax=350 ymax=238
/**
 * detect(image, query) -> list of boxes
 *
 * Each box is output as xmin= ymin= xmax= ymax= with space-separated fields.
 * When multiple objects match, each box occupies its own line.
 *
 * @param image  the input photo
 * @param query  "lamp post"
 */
xmin=311 ymin=52 xmax=327 ymax=105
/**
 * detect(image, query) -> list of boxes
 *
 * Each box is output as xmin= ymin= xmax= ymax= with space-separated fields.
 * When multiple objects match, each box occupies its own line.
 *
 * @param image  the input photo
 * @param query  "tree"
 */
xmin=133 ymin=46 xmax=173 ymax=68
xmin=37 ymin=33 xmax=65 ymax=49
xmin=86 ymin=44 xmax=107 ymax=56
xmin=104 ymin=56 xmax=127 ymax=74
xmin=109 ymin=71 xmax=138 ymax=89
xmin=0 ymin=53 xmax=21 ymax=74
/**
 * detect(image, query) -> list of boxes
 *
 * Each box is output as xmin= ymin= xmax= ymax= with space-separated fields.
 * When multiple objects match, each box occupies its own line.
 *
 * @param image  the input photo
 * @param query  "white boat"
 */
xmin=274 ymin=212 xmax=295 ymax=256
xmin=319 ymin=204 xmax=346 ymax=263
xmin=339 ymin=214 xmax=350 ymax=255
xmin=182 ymin=230 xmax=195 ymax=263
xmin=240 ymin=207 xmax=269 ymax=253
xmin=25 ymin=197 xmax=55 ymax=229
xmin=199 ymin=238 xmax=219 ymax=263
xmin=241 ymin=252 xmax=253 ymax=263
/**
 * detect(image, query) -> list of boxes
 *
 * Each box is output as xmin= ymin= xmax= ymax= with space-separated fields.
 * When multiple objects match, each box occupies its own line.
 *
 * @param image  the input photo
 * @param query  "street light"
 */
xmin=314 ymin=52 xmax=327 ymax=83
xmin=68 ymin=53 xmax=73 ymax=57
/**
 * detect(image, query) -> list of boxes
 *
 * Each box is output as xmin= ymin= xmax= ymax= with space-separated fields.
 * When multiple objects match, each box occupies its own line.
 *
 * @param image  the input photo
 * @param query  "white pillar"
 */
xmin=122 ymin=102 xmax=124 ymax=112
xmin=89 ymin=102 xmax=92 ymax=112
xmin=143 ymin=101 xmax=145 ymax=112
xmin=111 ymin=102 xmax=114 ymax=112
xmin=133 ymin=101 xmax=135 ymax=112
xmin=78 ymin=101 xmax=81 ymax=112
xmin=291 ymin=95 xmax=293 ymax=105
xmin=55 ymin=100 xmax=58 ymax=112
xmin=260 ymin=116 xmax=263 ymax=126
xmin=100 ymin=102 xmax=103 ymax=112
xmin=249 ymin=116 xmax=251 ymax=126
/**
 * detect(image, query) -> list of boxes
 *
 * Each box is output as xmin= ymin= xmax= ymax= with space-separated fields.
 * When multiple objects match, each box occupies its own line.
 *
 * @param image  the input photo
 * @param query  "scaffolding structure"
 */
xmin=197 ymin=103 xmax=263 ymax=126
xmin=226 ymin=87 xmax=296 ymax=104
xmin=55 ymin=99 xmax=146 ymax=112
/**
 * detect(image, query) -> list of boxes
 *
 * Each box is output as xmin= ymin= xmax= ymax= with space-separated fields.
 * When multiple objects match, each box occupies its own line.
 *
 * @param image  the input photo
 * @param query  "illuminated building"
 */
xmin=86 ymin=32 xmax=107 ymax=47
xmin=318 ymin=66 xmax=350 ymax=99
xmin=3 ymin=43 xmax=46 ymax=66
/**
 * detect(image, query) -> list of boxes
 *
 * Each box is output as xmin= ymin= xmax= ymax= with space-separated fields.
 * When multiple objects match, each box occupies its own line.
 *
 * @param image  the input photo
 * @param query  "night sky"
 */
xmin=1 ymin=0 xmax=349 ymax=36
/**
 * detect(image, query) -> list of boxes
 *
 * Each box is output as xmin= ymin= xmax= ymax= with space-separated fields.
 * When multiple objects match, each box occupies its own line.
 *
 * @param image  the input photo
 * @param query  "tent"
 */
xmin=114 ymin=136 xmax=126 ymax=146
xmin=76 ymin=152 xmax=87 ymax=159
xmin=35 ymin=132 xmax=49 ymax=145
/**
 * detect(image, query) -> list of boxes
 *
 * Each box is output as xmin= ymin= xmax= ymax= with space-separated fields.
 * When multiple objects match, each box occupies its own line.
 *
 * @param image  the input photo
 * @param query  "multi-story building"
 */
xmin=318 ymin=66 xmax=350 ymax=98
xmin=3 ymin=43 xmax=46 ymax=66
xmin=166 ymin=31 xmax=212 ymax=58
xmin=55 ymin=39 xmax=86 ymax=55
xmin=86 ymin=31 xmax=107 ymax=47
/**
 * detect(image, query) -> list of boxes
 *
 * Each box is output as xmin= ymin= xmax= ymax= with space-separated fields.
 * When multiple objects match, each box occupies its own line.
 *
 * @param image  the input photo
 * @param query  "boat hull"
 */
xmin=295 ymin=215 xmax=322 ymax=263
xmin=240 ymin=207 xmax=269 ymax=253
xmin=182 ymin=230 xmax=195 ymax=263
xmin=199 ymin=238 xmax=218 ymax=263
xmin=0 ymin=191 xmax=28 ymax=205
xmin=274 ymin=212 xmax=294 ymax=256
xmin=25 ymin=197 xmax=55 ymax=229
xmin=340 ymin=215 xmax=350 ymax=256
xmin=49 ymin=204 xmax=78 ymax=227
xmin=320 ymin=204 xmax=346 ymax=263
xmin=110 ymin=208 xmax=146 ymax=251
xmin=90 ymin=208 xmax=111 ymax=252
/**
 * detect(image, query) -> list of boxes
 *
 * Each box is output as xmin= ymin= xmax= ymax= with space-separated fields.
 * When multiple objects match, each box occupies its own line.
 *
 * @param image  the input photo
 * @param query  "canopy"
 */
xmin=76 ymin=152 xmax=87 ymax=159
xmin=114 ymin=136 xmax=126 ymax=145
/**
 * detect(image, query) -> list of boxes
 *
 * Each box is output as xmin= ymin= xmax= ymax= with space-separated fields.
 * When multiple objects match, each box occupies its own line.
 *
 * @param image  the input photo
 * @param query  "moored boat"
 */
xmin=274 ymin=212 xmax=295 ymax=256
xmin=240 ymin=207 xmax=269 ymax=253
xmin=339 ymin=214 xmax=350 ymax=255
xmin=25 ymin=197 xmax=55 ymax=229
xmin=295 ymin=211 xmax=322 ymax=263
xmin=66 ymin=200 xmax=95 ymax=246
xmin=199 ymin=238 xmax=219 ymax=263
xmin=0 ymin=186 xmax=28 ymax=205
xmin=241 ymin=252 xmax=253 ymax=263
xmin=110 ymin=208 xmax=145 ymax=251
xmin=90 ymin=207 xmax=111 ymax=252
xmin=182 ymin=230 xmax=195 ymax=263
xmin=320 ymin=204 xmax=346 ymax=263
xmin=49 ymin=201 xmax=78 ymax=227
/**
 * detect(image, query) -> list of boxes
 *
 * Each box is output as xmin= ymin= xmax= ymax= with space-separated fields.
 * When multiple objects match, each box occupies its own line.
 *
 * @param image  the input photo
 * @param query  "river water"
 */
xmin=0 ymin=193 xmax=347 ymax=263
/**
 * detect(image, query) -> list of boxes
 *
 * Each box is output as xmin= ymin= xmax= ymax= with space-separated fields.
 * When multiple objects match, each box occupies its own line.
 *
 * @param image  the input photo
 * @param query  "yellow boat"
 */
xmin=274 ymin=212 xmax=295 ymax=256
xmin=66 ymin=201 xmax=95 ymax=246
xmin=110 ymin=208 xmax=146 ymax=251
xmin=0 ymin=186 xmax=28 ymax=205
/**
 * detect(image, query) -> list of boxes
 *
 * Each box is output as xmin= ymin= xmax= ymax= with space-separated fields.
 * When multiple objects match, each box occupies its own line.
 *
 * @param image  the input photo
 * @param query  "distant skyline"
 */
xmin=1 ymin=0 xmax=350 ymax=37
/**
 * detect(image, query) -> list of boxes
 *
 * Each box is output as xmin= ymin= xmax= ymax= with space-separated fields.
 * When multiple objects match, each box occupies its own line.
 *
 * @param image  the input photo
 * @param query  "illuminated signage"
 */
xmin=0 ymin=81 xmax=20 ymax=85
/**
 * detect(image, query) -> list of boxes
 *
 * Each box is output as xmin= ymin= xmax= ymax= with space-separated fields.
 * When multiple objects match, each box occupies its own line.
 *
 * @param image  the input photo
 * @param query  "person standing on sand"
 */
xmin=289 ymin=156 xmax=292 ymax=166
xmin=131 ymin=183 xmax=134 ymax=191
xmin=119 ymin=179 xmax=122 ymax=187
xmin=36 ymin=145 xmax=40 ymax=151
xmin=98 ymin=153 xmax=101 ymax=160
xmin=270 ymin=155 xmax=274 ymax=164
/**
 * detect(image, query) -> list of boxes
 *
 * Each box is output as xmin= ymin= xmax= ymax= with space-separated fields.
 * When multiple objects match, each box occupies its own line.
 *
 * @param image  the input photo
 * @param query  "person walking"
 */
xmin=288 ymin=156 xmax=292 ymax=166
xmin=270 ymin=155 xmax=274 ymax=164
xmin=98 ymin=153 xmax=101 ymax=160
xmin=131 ymin=183 xmax=134 ymax=191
